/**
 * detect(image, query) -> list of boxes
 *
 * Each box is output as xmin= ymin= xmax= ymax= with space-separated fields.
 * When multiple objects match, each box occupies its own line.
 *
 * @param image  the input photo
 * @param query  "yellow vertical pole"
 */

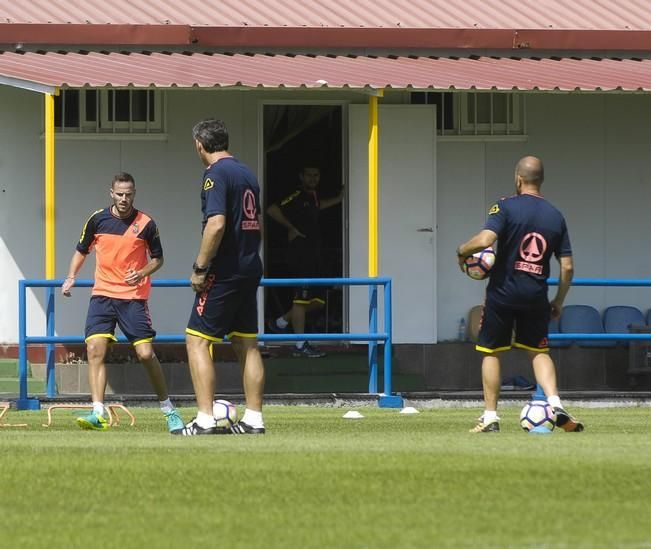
xmin=368 ymin=91 xmax=382 ymax=277
xmin=44 ymin=91 xmax=57 ymax=279
xmin=44 ymin=90 xmax=59 ymax=398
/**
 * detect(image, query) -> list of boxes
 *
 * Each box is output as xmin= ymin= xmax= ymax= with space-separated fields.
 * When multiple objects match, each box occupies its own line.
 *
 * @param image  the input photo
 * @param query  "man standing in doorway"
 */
xmin=61 ymin=172 xmax=184 ymax=433
xmin=183 ymin=118 xmax=266 ymax=436
xmin=456 ymin=155 xmax=584 ymax=433
xmin=266 ymin=165 xmax=343 ymax=358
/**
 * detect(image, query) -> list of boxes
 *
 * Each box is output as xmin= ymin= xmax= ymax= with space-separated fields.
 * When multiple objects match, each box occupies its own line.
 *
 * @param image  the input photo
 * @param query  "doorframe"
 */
xmin=256 ymin=99 xmax=350 ymax=335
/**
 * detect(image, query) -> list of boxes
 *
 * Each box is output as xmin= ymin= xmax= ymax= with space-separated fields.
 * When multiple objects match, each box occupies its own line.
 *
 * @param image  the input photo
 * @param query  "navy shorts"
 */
xmin=476 ymin=299 xmax=550 ymax=353
xmin=85 ymin=296 xmax=156 ymax=345
xmin=186 ymin=275 xmax=260 ymax=341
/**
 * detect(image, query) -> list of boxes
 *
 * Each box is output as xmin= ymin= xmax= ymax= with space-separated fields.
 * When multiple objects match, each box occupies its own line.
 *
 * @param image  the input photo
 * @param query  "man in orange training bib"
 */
xmin=61 ymin=172 xmax=184 ymax=433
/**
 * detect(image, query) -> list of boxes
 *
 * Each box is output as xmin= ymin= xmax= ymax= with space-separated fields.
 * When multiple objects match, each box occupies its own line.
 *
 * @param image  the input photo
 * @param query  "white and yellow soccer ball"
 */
xmin=213 ymin=399 xmax=238 ymax=428
xmin=520 ymin=400 xmax=556 ymax=432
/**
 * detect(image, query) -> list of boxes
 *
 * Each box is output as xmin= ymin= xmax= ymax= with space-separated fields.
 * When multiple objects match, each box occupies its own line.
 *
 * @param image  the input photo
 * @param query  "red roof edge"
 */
xmin=195 ymin=28 xmax=651 ymax=51
xmin=1 ymin=24 xmax=650 ymax=51
xmin=0 ymin=24 xmax=193 ymax=46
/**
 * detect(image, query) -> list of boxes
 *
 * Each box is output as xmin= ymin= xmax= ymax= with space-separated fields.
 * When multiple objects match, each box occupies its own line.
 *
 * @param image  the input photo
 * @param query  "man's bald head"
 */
xmin=515 ymin=156 xmax=544 ymax=186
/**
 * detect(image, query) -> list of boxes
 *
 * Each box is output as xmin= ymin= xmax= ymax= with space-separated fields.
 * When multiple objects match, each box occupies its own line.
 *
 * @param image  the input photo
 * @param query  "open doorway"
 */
xmin=263 ymin=104 xmax=344 ymax=337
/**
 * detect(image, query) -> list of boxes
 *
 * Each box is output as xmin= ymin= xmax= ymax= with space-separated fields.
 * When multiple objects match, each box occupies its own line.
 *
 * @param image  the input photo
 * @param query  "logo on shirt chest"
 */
xmin=131 ymin=223 xmax=139 ymax=234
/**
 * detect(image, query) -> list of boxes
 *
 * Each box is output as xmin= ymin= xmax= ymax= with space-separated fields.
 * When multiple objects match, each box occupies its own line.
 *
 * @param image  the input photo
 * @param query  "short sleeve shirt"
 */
xmin=483 ymin=193 xmax=572 ymax=308
xmin=201 ymin=157 xmax=263 ymax=280
xmin=278 ymin=188 xmax=321 ymax=244
xmin=76 ymin=207 xmax=162 ymax=300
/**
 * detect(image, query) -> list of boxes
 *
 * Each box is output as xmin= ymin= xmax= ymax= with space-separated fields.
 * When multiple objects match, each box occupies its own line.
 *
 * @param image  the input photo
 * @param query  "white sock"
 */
xmin=159 ymin=398 xmax=174 ymax=414
xmin=241 ymin=409 xmax=264 ymax=428
xmin=483 ymin=410 xmax=499 ymax=422
xmin=276 ymin=316 xmax=289 ymax=329
xmin=547 ymin=395 xmax=562 ymax=409
xmin=92 ymin=401 xmax=106 ymax=417
xmin=195 ymin=411 xmax=217 ymax=429
xmin=295 ymin=341 xmax=306 ymax=350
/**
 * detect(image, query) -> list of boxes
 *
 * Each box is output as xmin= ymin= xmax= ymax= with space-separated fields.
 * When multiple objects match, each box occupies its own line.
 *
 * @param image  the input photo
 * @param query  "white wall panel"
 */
xmin=3 ymin=86 xmax=651 ymax=346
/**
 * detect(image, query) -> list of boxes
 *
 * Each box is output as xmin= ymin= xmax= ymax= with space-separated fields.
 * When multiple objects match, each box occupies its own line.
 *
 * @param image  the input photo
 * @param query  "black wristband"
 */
xmin=192 ymin=262 xmax=209 ymax=274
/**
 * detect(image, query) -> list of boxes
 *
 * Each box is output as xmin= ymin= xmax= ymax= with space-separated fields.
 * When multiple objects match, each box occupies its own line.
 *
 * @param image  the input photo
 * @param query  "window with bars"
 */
xmin=54 ymin=89 xmax=164 ymax=134
xmin=410 ymin=91 xmax=525 ymax=137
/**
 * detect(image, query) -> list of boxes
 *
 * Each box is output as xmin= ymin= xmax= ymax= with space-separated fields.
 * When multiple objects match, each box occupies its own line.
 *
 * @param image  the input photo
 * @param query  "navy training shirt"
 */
xmin=278 ymin=188 xmax=321 ymax=244
xmin=483 ymin=193 xmax=572 ymax=308
xmin=200 ymin=157 xmax=263 ymax=280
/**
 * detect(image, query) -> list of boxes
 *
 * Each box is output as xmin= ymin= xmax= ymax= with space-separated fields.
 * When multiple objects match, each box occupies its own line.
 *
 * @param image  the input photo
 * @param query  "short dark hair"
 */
xmin=112 ymin=172 xmax=135 ymax=187
xmin=192 ymin=118 xmax=229 ymax=153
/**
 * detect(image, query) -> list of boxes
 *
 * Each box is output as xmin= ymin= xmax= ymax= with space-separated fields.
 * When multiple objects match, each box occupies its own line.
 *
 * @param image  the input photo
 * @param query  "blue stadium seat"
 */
xmin=559 ymin=304 xmax=615 ymax=348
xmin=548 ymin=316 xmax=572 ymax=347
xmin=603 ymin=306 xmax=646 ymax=347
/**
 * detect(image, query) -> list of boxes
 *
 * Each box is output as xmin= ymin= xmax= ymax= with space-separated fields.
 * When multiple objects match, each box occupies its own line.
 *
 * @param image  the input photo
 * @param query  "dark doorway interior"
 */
xmin=263 ymin=104 xmax=343 ymax=334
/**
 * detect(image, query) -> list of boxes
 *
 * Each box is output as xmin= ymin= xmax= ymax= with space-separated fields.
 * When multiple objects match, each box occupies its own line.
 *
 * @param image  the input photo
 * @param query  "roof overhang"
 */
xmin=0 ymin=73 xmax=55 ymax=94
xmin=2 ymin=24 xmax=651 ymax=51
xmin=2 ymin=52 xmax=651 ymax=93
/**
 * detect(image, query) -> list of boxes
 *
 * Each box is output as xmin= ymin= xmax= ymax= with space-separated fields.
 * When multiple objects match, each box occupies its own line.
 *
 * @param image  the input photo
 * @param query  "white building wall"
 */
xmin=0 ymin=87 xmax=367 ymax=343
xmin=0 ymin=87 xmax=47 ymax=341
xmin=437 ymin=93 xmax=651 ymax=340
xmin=2 ymin=86 xmax=651 ymax=344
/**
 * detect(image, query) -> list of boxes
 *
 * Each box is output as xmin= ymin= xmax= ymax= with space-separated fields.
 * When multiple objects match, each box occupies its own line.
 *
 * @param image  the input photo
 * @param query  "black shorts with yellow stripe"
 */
xmin=292 ymin=286 xmax=326 ymax=306
xmin=287 ymin=236 xmax=325 ymax=305
xmin=186 ymin=275 xmax=260 ymax=342
xmin=476 ymin=298 xmax=550 ymax=353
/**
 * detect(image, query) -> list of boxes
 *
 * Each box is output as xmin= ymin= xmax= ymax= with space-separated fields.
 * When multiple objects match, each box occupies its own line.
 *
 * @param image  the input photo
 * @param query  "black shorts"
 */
xmin=186 ymin=275 xmax=260 ymax=342
xmin=476 ymin=298 xmax=550 ymax=353
xmin=292 ymin=286 xmax=326 ymax=306
xmin=287 ymin=237 xmax=325 ymax=304
xmin=85 ymin=296 xmax=155 ymax=345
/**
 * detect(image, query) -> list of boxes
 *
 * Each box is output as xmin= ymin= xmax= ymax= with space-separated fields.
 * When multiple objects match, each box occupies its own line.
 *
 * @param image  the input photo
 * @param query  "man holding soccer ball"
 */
xmin=456 ymin=155 xmax=584 ymax=433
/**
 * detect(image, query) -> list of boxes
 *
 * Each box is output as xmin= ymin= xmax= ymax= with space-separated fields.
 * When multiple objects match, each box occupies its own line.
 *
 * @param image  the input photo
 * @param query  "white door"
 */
xmin=348 ymin=105 xmax=437 ymax=343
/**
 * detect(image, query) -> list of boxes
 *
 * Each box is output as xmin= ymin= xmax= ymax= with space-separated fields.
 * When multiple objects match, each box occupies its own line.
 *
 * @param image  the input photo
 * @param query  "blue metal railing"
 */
xmin=17 ymin=277 xmax=397 ymax=409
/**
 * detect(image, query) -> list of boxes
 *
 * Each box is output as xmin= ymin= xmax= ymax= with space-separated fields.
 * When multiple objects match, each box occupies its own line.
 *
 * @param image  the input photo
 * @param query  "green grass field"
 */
xmin=1 ymin=405 xmax=650 ymax=548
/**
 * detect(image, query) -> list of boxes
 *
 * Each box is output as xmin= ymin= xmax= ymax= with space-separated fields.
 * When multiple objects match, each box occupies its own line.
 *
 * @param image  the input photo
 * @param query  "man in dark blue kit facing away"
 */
xmin=456 ymin=155 xmax=584 ymax=434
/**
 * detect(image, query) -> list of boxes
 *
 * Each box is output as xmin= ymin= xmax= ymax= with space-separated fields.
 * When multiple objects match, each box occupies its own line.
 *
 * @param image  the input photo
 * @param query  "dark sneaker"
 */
xmin=292 ymin=342 xmax=326 ymax=358
xmin=553 ymin=407 xmax=584 ymax=432
xmin=230 ymin=421 xmax=266 ymax=435
xmin=513 ymin=375 xmax=535 ymax=390
xmin=266 ymin=319 xmax=290 ymax=334
xmin=470 ymin=419 xmax=500 ymax=433
xmin=175 ymin=418 xmax=230 ymax=436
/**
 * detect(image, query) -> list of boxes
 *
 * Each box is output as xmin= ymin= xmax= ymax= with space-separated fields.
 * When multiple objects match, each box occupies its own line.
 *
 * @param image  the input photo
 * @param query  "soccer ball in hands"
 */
xmin=213 ymin=399 xmax=238 ymax=428
xmin=520 ymin=400 xmax=556 ymax=432
xmin=463 ymin=248 xmax=496 ymax=280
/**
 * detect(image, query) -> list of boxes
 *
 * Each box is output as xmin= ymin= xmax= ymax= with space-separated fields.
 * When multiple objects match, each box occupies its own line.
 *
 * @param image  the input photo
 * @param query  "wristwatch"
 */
xmin=192 ymin=262 xmax=209 ymax=274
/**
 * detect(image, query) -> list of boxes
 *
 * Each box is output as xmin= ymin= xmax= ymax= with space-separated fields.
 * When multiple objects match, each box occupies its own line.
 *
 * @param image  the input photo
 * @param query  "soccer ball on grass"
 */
xmin=519 ymin=400 xmax=556 ymax=432
xmin=213 ymin=399 xmax=238 ymax=428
